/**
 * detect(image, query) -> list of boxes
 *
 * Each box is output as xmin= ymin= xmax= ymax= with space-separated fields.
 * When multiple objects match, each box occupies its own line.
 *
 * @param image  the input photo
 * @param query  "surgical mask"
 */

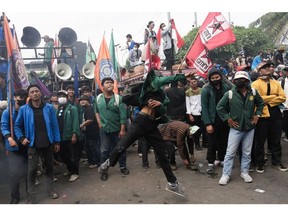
xmin=210 ymin=79 xmax=221 ymax=86
xmin=133 ymin=47 xmax=138 ymax=50
xmin=58 ymin=97 xmax=67 ymax=104
xmin=234 ymin=80 xmax=247 ymax=89
xmin=16 ymin=100 xmax=26 ymax=106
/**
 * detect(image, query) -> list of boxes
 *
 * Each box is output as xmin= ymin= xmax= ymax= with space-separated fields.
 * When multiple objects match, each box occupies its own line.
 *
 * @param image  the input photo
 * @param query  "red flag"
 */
xmin=199 ymin=12 xmax=236 ymax=50
xmin=144 ymin=38 xmax=152 ymax=73
xmin=185 ymin=34 xmax=212 ymax=79
xmin=94 ymin=36 xmax=118 ymax=93
xmin=171 ymin=19 xmax=185 ymax=49
xmin=156 ymin=19 xmax=184 ymax=50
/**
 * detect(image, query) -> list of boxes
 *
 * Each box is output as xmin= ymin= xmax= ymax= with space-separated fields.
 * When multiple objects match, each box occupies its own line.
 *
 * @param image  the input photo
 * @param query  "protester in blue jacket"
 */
xmin=14 ymin=84 xmax=61 ymax=204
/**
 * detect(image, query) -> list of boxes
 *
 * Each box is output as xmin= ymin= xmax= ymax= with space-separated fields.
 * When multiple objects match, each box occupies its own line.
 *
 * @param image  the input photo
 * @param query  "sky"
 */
xmin=2 ymin=0 xmax=281 ymax=67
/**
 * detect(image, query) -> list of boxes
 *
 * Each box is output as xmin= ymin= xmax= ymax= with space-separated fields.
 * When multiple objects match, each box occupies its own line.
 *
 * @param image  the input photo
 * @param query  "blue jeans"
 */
xmin=85 ymin=137 xmax=101 ymax=166
xmin=99 ymin=129 xmax=127 ymax=169
xmin=222 ymin=128 xmax=254 ymax=176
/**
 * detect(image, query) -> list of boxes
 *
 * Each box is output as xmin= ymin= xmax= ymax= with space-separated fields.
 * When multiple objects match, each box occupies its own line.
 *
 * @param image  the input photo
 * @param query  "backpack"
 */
xmin=96 ymin=93 xmax=120 ymax=107
xmin=122 ymin=81 xmax=145 ymax=106
xmin=228 ymin=88 xmax=256 ymax=104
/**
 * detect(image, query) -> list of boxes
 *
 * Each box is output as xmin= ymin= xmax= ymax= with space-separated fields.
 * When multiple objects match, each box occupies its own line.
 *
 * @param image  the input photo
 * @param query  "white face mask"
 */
xmin=133 ymin=47 xmax=138 ymax=50
xmin=58 ymin=97 xmax=67 ymax=104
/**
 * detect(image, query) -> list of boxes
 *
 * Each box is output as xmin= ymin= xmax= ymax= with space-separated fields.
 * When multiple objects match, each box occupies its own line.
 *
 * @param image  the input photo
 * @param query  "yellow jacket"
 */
xmin=251 ymin=78 xmax=286 ymax=118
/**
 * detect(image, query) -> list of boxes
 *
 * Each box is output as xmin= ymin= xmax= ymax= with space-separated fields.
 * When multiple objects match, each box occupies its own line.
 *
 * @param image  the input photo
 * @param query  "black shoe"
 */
xmin=186 ymin=163 xmax=198 ymax=171
xmin=142 ymin=164 xmax=149 ymax=169
xmin=100 ymin=172 xmax=108 ymax=181
xmin=256 ymin=165 xmax=264 ymax=173
xmin=206 ymin=165 xmax=215 ymax=174
xmin=196 ymin=145 xmax=202 ymax=151
xmin=120 ymin=168 xmax=130 ymax=175
xmin=10 ymin=198 xmax=19 ymax=204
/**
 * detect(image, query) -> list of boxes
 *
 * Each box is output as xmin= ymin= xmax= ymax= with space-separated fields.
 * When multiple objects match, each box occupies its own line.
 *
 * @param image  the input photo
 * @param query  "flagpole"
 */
xmin=175 ymin=31 xmax=199 ymax=74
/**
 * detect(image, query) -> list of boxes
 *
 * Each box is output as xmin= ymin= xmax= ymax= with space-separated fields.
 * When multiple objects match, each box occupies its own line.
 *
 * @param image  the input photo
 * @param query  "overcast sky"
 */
xmin=2 ymin=0 xmax=283 ymax=66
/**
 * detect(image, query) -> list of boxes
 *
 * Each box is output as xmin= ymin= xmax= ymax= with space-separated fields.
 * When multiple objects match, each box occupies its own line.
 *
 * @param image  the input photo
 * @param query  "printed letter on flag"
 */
xmin=199 ymin=12 xmax=236 ymax=50
xmin=186 ymin=35 xmax=212 ymax=78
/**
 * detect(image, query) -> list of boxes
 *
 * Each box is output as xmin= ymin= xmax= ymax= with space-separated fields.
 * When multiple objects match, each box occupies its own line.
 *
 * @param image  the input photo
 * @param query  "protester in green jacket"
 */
xmin=56 ymin=91 xmax=81 ymax=182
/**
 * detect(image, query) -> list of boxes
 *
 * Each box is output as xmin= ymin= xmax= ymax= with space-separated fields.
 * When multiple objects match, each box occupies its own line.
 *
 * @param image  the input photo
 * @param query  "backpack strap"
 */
xmin=114 ymin=94 xmax=120 ymax=107
xmin=228 ymin=90 xmax=233 ymax=100
xmin=96 ymin=93 xmax=103 ymax=104
xmin=251 ymin=88 xmax=256 ymax=96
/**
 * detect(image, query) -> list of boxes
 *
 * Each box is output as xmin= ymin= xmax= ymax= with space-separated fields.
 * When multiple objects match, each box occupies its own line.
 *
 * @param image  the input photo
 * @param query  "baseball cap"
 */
xmin=233 ymin=71 xmax=250 ymax=81
xmin=42 ymin=35 xmax=49 ymax=39
xmin=189 ymin=125 xmax=200 ymax=136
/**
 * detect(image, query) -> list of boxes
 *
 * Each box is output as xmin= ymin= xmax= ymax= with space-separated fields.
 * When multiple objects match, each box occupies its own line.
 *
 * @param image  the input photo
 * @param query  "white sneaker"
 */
xmin=69 ymin=174 xmax=79 ymax=182
xmin=98 ymin=159 xmax=110 ymax=174
xmin=219 ymin=175 xmax=230 ymax=186
xmin=240 ymin=173 xmax=253 ymax=183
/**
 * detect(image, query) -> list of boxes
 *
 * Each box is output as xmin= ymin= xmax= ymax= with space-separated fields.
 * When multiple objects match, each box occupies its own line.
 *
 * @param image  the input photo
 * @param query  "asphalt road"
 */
xmin=1 ymin=138 xmax=288 ymax=205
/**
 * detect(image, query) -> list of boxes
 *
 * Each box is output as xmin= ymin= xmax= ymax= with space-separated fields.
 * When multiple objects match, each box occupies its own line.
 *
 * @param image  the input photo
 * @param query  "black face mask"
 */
xmin=210 ymin=79 xmax=221 ymax=86
xmin=234 ymin=80 xmax=247 ymax=89
xmin=16 ymin=100 xmax=26 ymax=106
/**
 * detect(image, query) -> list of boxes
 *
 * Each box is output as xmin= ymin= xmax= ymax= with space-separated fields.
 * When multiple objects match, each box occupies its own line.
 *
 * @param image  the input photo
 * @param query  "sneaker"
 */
xmin=53 ymin=177 xmax=58 ymax=182
xmin=186 ymin=163 xmax=198 ymax=171
xmin=240 ymin=173 xmax=253 ymax=183
xmin=206 ymin=164 xmax=215 ymax=174
xmin=256 ymin=165 xmax=264 ymax=173
xmin=195 ymin=145 xmax=202 ymax=151
xmin=138 ymin=153 xmax=142 ymax=158
xmin=69 ymin=174 xmax=79 ymax=182
xmin=170 ymin=163 xmax=178 ymax=171
xmin=272 ymin=164 xmax=288 ymax=172
xmin=98 ymin=159 xmax=110 ymax=174
xmin=120 ymin=167 xmax=130 ymax=175
xmin=142 ymin=164 xmax=149 ymax=169
xmin=219 ymin=175 xmax=230 ymax=186
xmin=47 ymin=191 xmax=59 ymax=199
xmin=165 ymin=182 xmax=186 ymax=197
xmin=35 ymin=178 xmax=40 ymax=186
xmin=284 ymin=138 xmax=288 ymax=142
xmin=89 ymin=164 xmax=97 ymax=169
xmin=63 ymin=170 xmax=72 ymax=176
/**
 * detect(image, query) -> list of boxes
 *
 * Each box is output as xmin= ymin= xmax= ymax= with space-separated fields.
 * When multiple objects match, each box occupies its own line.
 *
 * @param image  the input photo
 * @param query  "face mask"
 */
xmin=58 ymin=97 xmax=67 ymax=104
xmin=210 ymin=79 xmax=221 ymax=86
xmin=17 ymin=100 xmax=26 ymax=106
xmin=234 ymin=80 xmax=247 ymax=89
xmin=133 ymin=47 xmax=138 ymax=50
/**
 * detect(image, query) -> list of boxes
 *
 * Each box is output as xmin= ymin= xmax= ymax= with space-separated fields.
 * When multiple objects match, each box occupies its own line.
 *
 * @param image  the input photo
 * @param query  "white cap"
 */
xmin=233 ymin=71 xmax=250 ymax=81
xmin=189 ymin=125 xmax=200 ymax=136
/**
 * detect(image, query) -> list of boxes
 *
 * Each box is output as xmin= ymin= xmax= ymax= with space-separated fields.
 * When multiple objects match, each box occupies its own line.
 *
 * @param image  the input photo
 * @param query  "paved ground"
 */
xmin=1 ymin=138 xmax=288 ymax=205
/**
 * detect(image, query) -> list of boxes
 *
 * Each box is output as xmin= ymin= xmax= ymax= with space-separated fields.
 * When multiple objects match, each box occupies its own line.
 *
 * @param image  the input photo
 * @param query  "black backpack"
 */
xmin=122 ymin=81 xmax=144 ymax=106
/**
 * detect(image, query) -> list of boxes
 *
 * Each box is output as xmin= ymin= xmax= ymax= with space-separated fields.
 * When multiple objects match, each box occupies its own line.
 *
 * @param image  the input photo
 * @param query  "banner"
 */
xmin=186 ymin=34 xmax=212 ymax=78
xmin=3 ymin=14 xmax=29 ymax=90
xmin=199 ymin=12 xmax=236 ymax=50
xmin=86 ymin=40 xmax=96 ymax=63
xmin=94 ymin=36 xmax=118 ymax=93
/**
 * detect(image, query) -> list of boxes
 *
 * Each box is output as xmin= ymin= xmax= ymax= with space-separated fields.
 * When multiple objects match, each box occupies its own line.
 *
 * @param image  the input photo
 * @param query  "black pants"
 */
xmin=188 ymin=115 xmax=203 ymax=148
xmin=27 ymin=146 xmax=55 ymax=201
xmin=206 ymin=123 xmax=229 ymax=164
xmin=255 ymin=118 xmax=283 ymax=166
xmin=155 ymin=141 xmax=176 ymax=165
xmin=109 ymin=113 xmax=177 ymax=183
xmin=60 ymin=140 xmax=80 ymax=175
xmin=7 ymin=150 xmax=28 ymax=200
xmin=164 ymin=48 xmax=175 ymax=70
xmin=45 ymin=61 xmax=53 ymax=75
xmin=283 ymin=110 xmax=288 ymax=139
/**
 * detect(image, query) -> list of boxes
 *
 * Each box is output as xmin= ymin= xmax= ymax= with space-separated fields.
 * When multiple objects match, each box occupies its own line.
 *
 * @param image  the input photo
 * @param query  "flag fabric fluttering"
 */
xmin=94 ymin=35 xmax=118 ymax=94
xmin=3 ymin=14 xmax=29 ymax=90
xmin=199 ymin=12 xmax=236 ymax=50
xmin=86 ymin=40 xmax=96 ymax=63
xmin=156 ymin=19 xmax=185 ymax=55
xmin=109 ymin=30 xmax=119 ymax=81
xmin=185 ymin=34 xmax=212 ymax=79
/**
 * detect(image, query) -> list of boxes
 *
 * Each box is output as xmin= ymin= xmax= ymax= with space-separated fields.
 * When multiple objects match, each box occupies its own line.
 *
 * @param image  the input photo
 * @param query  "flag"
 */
xmin=156 ymin=19 xmax=184 ymax=55
xmin=29 ymin=72 xmax=51 ymax=97
xmin=109 ymin=30 xmax=119 ymax=81
xmin=199 ymin=12 xmax=236 ymax=50
xmin=3 ymin=14 xmax=29 ymax=90
xmin=186 ymin=34 xmax=212 ymax=78
xmin=144 ymin=38 xmax=152 ymax=73
xmin=86 ymin=40 xmax=96 ymax=63
xmin=74 ymin=63 xmax=79 ymax=97
xmin=94 ymin=36 xmax=118 ymax=93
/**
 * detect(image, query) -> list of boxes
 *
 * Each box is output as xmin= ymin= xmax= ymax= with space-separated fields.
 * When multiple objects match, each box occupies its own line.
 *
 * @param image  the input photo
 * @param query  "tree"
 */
xmin=249 ymin=12 xmax=288 ymax=46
